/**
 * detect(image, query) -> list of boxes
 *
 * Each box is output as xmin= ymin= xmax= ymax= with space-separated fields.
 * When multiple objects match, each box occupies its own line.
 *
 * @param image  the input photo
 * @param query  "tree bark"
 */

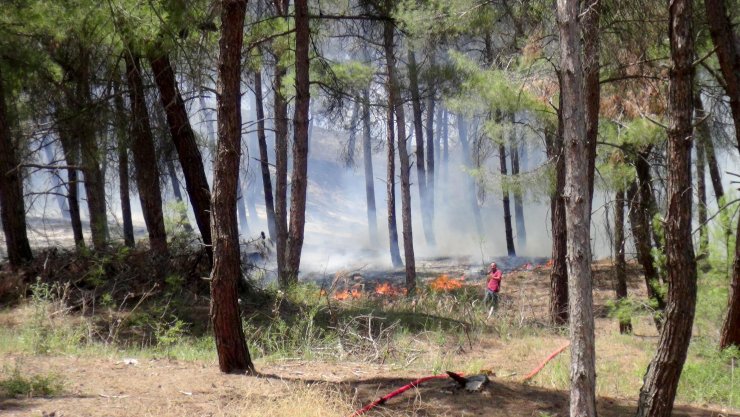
xmin=442 ymin=109 xmax=449 ymax=179
xmin=557 ymin=1 xmax=597 ymax=415
xmin=273 ymin=47 xmax=290 ymax=286
xmin=457 ymin=114 xmax=483 ymax=239
xmin=704 ymin=0 xmax=740 ymax=150
xmin=254 ymin=70 xmax=277 ymax=241
xmin=615 ymin=189 xmax=632 ymax=334
xmin=583 ymin=0 xmax=600 ymax=209
xmin=425 ymin=91 xmax=436 ymax=240
xmin=694 ymin=94 xmax=725 ymax=202
xmin=285 ymin=0 xmax=310 ymax=283
xmin=636 ymin=0 xmax=697 ymax=414
xmin=394 ymin=73 xmax=416 ymax=294
xmin=56 ymin=118 xmax=85 ymax=248
xmin=383 ymin=17 xmax=403 ymax=268
xmin=695 ymin=131 xmax=708 ymax=258
xmin=125 ymin=52 xmax=168 ymax=257
xmin=510 ymin=126 xmax=526 ymax=248
xmin=546 ymin=102 xmax=568 ymax=326
xmin=150 ymin=53 xmax=212 ymax=256
xmin=721 ymin=225 xmax=740 ymax=348
xmin=627 ymin=180 xmax=667 ymax=327
xmin=210 ymin=0 xmax=255 ymax=375
xmin=408 ymin=49 xmax=434 ymax=247
xmin=75 ymin=56 xmax=108 ymax=250
xmin=499 ymin=141 xmax=516 ymax=256
xmin=113 ymin=84 xmax=134 ymax=248
xmin=0 ymin=71 xmax=33 ymax=267
xmin=362 ymin=88 xmax=378 ymax=244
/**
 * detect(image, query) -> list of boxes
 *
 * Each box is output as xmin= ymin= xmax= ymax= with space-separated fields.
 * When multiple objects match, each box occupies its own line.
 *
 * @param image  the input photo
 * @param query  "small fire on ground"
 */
xmin=323 ymin=274 xmax=469 ymax=301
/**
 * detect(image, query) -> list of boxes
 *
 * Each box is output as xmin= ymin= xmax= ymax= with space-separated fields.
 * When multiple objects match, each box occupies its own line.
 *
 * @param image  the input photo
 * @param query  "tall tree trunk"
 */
xmin=696 ymin=133 xmax=708 ymax=258
xmin=627 ymin=181 xmax=667 ymax=328
xmin=74 ymin=57 xmax=108 ymax=250
xmin=362 ymin=88 xmax=378 ymax=244
xmin=510 ymin=139 xmax=526 ymax=248
xmin=703 ymin=0 xmax=740 ymax=353
xmin=273 ymin=57 xmax=290 ymax=286
xmin=394 ymin=72 xmax=416 ymax=294
xmin=210 ymin=0 xmax=255 ymax=375
xmin=237 ymin=176 xmax=250 ymax=236
xmin=113 ymin=84 xmax=134 ymax=248
xmin=408 ymin=49 xmax=434 ymax=247
xmin=721 ymin=226 xmax=740 ymax=348
xmin=125 ymin=52 xmax=168 ymax=256
xmin=637 ymin=2 xmax=697 ymax=415
xmin=498 ymin=141 xmax=516 ymax=256
xmin=457 ymin=114 xmax=483 ymax=238
xmin=254 ymin=70 xmax=277 ymax=241
xmin=426 ymin=92 xmax=436 ymax=237
xmin=635 ymin=146 xmax=662 ymax=255
xmin=56 ymin=119 xmax=85 ymax=248
xmin=704 ymin=0 xmax=740 ymax=150
xmin=383 ymin=17 xmax=403 ymax=268
xmin=583 ymin=0 xmax=600 ymax=209
xmin=346 ymin=101 xmax=360 ymax=167
xmin=694 ymin=94 xmax=725 ymax=201
xmin=442 ymin=109 xmax=449 ymax=179
xmin=615 ymin=189 xmax=631 ymax=334
xmin=0 ymin=71 xmax=33 ymax=267
xmin=150 ymin=54 xmax=212 ymax=256
xmin=557 ymin=1 xmax=596 ymax=416
xmin=547 ymin=99 xmax=569 ymax=325
xmin=285 ymin=0 xmax=310 ymax=283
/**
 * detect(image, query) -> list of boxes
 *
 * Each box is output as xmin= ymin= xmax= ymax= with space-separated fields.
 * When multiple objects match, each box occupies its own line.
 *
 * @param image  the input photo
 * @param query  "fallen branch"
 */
xmin=522 ymin=341 xmax=570 ymax=382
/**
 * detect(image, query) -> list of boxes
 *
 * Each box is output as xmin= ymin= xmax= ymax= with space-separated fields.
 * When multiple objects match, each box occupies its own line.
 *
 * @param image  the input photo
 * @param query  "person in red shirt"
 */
xmin=484 ymin=262 xmax=502 ymax=309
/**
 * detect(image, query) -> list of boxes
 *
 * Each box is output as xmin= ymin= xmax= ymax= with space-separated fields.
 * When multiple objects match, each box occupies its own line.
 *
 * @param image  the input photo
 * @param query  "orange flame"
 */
xmin=375 ymin=282 xmax=398 ymax=296
xmin=333 ymin=288 xmax=363 ymax=301
xmin=430 ymin=274 xmax=464 ymax=292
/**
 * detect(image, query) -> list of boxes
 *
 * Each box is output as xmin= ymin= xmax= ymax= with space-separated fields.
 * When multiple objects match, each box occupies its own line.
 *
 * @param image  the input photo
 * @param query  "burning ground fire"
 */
xmin=324 ymin=274 xmax=467 ymax=301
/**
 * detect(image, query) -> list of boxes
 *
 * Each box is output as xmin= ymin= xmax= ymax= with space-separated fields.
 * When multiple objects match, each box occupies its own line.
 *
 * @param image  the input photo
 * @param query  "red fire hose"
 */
xmin=349 ymin=341 xmax=570 ymax=416
xmin=348 ymin=374 xmax=452 ymax=416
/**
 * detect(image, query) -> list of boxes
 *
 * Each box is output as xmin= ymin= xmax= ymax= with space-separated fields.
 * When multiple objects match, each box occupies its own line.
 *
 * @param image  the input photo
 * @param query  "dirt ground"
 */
xmin=1 ymin=260 xmax=738 ymax=417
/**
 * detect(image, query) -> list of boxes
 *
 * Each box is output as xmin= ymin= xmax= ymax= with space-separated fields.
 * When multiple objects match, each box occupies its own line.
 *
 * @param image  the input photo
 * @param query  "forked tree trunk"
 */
xmin=408 ymin=49 xmax=434 ymax=247
xmin=614 ymin=189 xmax=631 ymax=334
xmin=210 ymin=0 xmax=255 ymax=375
xmin=285 ymin=0 xmax=310 ymax=283
xmin=637 ymin=1 xmax=697 ymax=414
xmin=0 ymin=71 xmax=33 ymax=267
xmin=125 ymin=52 xmax=168 ymax=257
xmin=150 ymin=53 xmax=212 ymax=256
xmin=457 ymin=114 xmax=483 ymax=239
xmin=557 ymin=1 xmax=596 ymax=416
xmin=498 ymin=142 xmax=515 ymax=256
xmin=383 ymin=17 xmax=403 ymax=268
xmin=254 ymin=70 xmax=277 ymax=241
xmin=362 ymin=88 xmax=378 ymax=244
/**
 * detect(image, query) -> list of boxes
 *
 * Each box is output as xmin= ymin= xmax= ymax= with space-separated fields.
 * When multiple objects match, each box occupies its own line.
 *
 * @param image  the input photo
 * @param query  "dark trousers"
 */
xmin=484 ymin=289 xmax=499 ymax=310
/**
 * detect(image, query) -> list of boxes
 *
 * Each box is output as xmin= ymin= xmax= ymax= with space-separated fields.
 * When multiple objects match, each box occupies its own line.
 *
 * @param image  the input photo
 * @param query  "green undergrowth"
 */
xmin=0 ymin=360 xmax=64 ymax=398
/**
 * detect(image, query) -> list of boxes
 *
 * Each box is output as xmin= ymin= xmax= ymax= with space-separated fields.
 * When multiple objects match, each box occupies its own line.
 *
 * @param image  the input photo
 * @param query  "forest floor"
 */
xmin=0 ymin=252 xmax=738 ymax=417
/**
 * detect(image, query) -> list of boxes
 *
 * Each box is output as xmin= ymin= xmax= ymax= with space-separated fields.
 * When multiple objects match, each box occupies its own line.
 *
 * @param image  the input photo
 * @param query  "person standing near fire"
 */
xmin=484 ymin=262 xmax=502 ymax=310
